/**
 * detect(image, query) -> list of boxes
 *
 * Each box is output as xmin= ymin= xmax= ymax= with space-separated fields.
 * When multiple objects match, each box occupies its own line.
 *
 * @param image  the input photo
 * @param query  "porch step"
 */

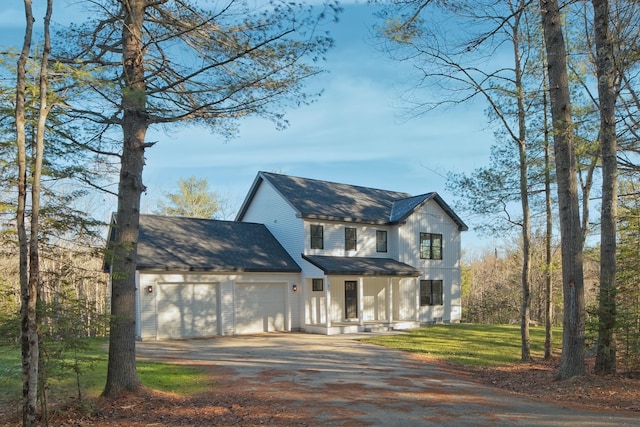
xmin=363 ymin=325 xmax=392 ymax=333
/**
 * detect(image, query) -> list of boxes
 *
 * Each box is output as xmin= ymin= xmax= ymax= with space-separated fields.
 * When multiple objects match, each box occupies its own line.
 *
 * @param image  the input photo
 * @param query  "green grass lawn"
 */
xmin=362 ymin=324 xmax=561 ymax=367
xmin=0 ymin=338 xmax=212 ymax=404
xmin=1 ymin=324 xmax=557 ymax=404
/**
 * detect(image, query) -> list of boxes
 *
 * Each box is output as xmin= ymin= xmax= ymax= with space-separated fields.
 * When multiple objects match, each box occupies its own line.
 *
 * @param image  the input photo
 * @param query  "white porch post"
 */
xmin=325 ymin=276 xmax=332 ymax=330
xmin=386 ymin=277 xmax=393 ymax=323
xmin=358 ymin=277 xmax=364 ymax=327
xmin=415 ymin=277 xmax=420 ymax=321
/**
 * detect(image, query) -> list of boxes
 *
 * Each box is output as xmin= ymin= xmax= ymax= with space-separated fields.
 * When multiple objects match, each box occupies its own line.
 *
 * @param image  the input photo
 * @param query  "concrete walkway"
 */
xmin=137 ymin=333 xmax=639 ymax=426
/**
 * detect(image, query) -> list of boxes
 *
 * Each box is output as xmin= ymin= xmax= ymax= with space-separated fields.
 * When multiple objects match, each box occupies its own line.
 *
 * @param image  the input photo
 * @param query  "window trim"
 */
xmin=312 ymin=278 xmax=324 ymax=292
xmin=345 ymin=227 xmax=357 ymax=251
xmin=420 ymin=279 xmax=443 ymax=306
xmin=376 ymin=230 xmax=388 ymax=253
xmin=310 ymin=224 xmax=324 ymax=249
xmin=420 ymin=232 xmax=443 ymax=260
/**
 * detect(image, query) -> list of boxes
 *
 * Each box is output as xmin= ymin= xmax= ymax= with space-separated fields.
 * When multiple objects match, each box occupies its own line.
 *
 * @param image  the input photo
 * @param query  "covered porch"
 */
xmin=301 ymin=255 xmax=422 ymax=335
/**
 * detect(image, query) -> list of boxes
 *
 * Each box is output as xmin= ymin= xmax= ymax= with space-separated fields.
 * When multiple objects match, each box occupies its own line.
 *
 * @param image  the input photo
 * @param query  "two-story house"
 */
xmin=113 ymin=171 xmax=467 ymax=339
xmin=236 ymin=172 xmax=468 ymax=334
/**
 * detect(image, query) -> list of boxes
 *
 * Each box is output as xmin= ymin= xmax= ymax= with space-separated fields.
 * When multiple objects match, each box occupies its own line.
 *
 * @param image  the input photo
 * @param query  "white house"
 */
xmin=107 ymin=171 xmax=467 ymax=339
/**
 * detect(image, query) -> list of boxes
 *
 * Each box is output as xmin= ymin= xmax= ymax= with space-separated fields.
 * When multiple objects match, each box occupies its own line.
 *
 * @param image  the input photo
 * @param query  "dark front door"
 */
xmin=345 ymin=281 xmax=358 ymax=319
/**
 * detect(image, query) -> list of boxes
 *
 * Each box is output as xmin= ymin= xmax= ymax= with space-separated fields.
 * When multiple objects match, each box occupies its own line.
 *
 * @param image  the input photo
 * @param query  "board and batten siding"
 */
xmin=397 ymin=199 xmax=463 ymax=323
xmin=238 ymin=180 xmax=305 ymax=328
xmin=240 ymin=179 xmax=304 ymax=262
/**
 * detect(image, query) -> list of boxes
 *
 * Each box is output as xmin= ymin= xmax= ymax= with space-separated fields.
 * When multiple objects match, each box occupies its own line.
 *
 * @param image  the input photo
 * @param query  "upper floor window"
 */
xmin=420 ymin=280 xmax=443 ymax=306
xmin=345 ymin=227 xmax=357 ymax=251
xmin=420 ymin=233 xmax=442 ymax=260
xmin=310 ymin=224 xmax=324 ymax=249
xmin=376 ymin=230 xmax=387 ymax=252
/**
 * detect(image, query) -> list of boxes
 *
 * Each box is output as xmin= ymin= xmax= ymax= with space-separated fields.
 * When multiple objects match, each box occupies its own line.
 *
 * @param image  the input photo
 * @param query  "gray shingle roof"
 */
xmin=132 ymin=215 xmax=300 ymax=272
xmin=302 ymin=255 xmax=421 ymax=277
xmin=237 ymin=172 xmax=468 ymax=230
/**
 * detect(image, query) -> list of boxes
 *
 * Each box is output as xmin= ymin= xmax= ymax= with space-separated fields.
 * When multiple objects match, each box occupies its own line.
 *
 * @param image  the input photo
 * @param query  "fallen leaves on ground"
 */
xmin=1 ymin=356 xmax=638 ymax=426
xmin=464 ymin=356 xmax=640 ymax=413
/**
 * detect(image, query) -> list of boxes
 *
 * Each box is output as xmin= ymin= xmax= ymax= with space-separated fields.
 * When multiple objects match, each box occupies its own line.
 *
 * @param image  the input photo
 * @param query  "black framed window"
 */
xmin=310 ymin=224 xmax=324 ymax=249
xmin=420 ymin=233 xmax=442 ymax=260
xmin=420 ymin=280 xmax=443 ymax=306
xmin=312 ymin=278 xmax=324 ymax=292
xmin=345 ymin=227 xmax=357 ymax=251
xmin=376 ymin=230 xmax=387 ymax=252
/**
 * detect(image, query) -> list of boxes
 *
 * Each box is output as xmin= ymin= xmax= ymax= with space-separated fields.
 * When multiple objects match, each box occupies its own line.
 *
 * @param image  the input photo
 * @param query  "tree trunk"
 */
xmin=539 ymin=0 xmax=586 ymax=379
xmin=512 ymin=5 xmax=532 ymax=361
xmin=103 ymin=0 xmax=147 ymax=397
xmin=593 ymin=0 xmax=618 ymax=375
xmin=543 ymin=84 xmax=554 ymax=360
xmin=30 ymin=0 xmax=52 ymax=421
xmin=16 ymin=1 xmax=38 ymax=425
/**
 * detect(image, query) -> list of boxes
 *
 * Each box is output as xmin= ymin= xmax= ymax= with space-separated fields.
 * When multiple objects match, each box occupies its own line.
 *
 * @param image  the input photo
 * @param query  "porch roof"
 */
xmin=302 ymin=255 xmax=421 ymax=277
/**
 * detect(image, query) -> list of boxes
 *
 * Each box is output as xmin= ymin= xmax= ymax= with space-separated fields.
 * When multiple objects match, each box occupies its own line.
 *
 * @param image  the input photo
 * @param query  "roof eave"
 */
xmin=300 ymin=214 xmax=391 ymax=226
xmin=301 ymin=255 xmax=421 ymax=277
xmin=137 ymin=266 xmax=301 ymax=273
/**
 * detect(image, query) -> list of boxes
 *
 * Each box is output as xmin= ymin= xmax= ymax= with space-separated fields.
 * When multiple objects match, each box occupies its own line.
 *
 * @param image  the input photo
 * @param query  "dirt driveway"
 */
xmin=136 ymin=333 xmax=638 ymax=426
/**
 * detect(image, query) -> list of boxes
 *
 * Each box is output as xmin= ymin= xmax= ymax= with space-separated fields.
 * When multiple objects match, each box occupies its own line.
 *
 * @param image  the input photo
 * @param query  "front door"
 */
xmin=345 ymin=281 xmax=358 ymax=319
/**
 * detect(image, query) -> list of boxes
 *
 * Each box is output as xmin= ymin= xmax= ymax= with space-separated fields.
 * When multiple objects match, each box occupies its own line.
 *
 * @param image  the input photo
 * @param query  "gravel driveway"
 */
xmin=136 ymin=332 xmax=638 ymax=426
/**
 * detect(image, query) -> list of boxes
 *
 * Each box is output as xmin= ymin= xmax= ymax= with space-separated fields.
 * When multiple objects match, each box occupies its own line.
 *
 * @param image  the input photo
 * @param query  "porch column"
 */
xmin=358 ymin=277 xmax=364 ymax=327
xmin=415 ymin=277 xmax=420 ymax=321
xmin=325 ymin=276 xmax=332 ymax=330
xmin=386 ymin=277 xmax=393 ymax=323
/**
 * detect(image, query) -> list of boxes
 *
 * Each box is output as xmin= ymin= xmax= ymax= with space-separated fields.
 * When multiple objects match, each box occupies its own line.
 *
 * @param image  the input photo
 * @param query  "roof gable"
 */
xmin=238 ymin=172 xmax=411 ymax=224
xmin=237 ymin=172 xmax=467 ymax=230
xmin=110 ymin=215 xmax=300 ymax=273
xmin=391 ymin=193 xmax=468 ymax=231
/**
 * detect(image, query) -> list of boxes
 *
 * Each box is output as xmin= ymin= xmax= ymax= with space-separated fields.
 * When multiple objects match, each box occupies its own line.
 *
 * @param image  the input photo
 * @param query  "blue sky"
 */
xmin=2 ymin=2 xmax=497 ymax=249
xmin=143 ymin=5 xmax=494 ymax=238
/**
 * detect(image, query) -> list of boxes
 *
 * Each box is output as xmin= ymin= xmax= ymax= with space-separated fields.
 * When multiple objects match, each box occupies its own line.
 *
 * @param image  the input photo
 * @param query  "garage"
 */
xmin=120 ymin=215 xmax=301 ymax=340
xmin=234 ymin=283 xmax=287 ymax=334
xmin=156 ymin=283 xmax=218 ymax=339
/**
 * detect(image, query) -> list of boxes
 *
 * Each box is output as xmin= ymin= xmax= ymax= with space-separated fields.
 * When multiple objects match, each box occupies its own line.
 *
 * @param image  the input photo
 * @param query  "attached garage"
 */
xmin=156 ymin=283 xmax=218 ymax=339
xmin=234 ymin=283 xmax=287 ymax=334
xmin=114 ymin=215 xmax=301 ymax=340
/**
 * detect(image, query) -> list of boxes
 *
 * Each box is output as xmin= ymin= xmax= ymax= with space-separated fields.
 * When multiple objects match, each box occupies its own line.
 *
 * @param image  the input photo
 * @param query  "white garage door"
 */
xmin=234 ymin=283 xmax=286 ymax=334
xmin=157 ymin=283 xmax=218 ymax=339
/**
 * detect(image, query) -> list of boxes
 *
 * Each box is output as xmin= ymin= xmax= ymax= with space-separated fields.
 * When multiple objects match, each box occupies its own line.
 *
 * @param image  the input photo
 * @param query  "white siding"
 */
xmin=241 ymin=180 xmax=304 ymax=262
xmin=305 ymin=277 xmax=327 ymax=324
xmin=240 ymin=181 xmax=306 ymax=328
xmin=361 ymin=278 xmax=387 ymax=321
xmin=396 ymin=199 xmax=463 ymax=323
xmin=394 ymin=278 xmax=417 ymax=321
xmin=135 ymin=271 xmax=141 ymax=338
xmin=304 ymin=221 xmax=395 ymax=259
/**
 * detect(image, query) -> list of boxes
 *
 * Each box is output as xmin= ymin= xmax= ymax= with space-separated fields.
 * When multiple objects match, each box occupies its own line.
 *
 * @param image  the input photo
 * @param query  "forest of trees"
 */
xmin=0 ymin=0 xmax=639 ymax=425
xmin=375 ymin=0 xmax=640 ymax=378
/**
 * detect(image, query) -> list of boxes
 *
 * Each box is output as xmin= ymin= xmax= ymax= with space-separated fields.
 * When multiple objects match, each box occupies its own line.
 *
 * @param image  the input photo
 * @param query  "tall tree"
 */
xmin=542 ymin=74 xmax=555 ymax=359
xmin=156 ymin=176 xmax=228 ymax=219
xmin=592 ymin=0 xmax=619 ymax=375
xmin=15 ymin=1 xmax=38 ymax=424
xmin=377 ymin=0 xmax=541 ymax=361
xmin=58 ymin=0 xmax=338 ymax=397
xmin=15 ymin=0 xmax=54 ymax=424
xmin=539 ymin=0 xmax=586 ymax=379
